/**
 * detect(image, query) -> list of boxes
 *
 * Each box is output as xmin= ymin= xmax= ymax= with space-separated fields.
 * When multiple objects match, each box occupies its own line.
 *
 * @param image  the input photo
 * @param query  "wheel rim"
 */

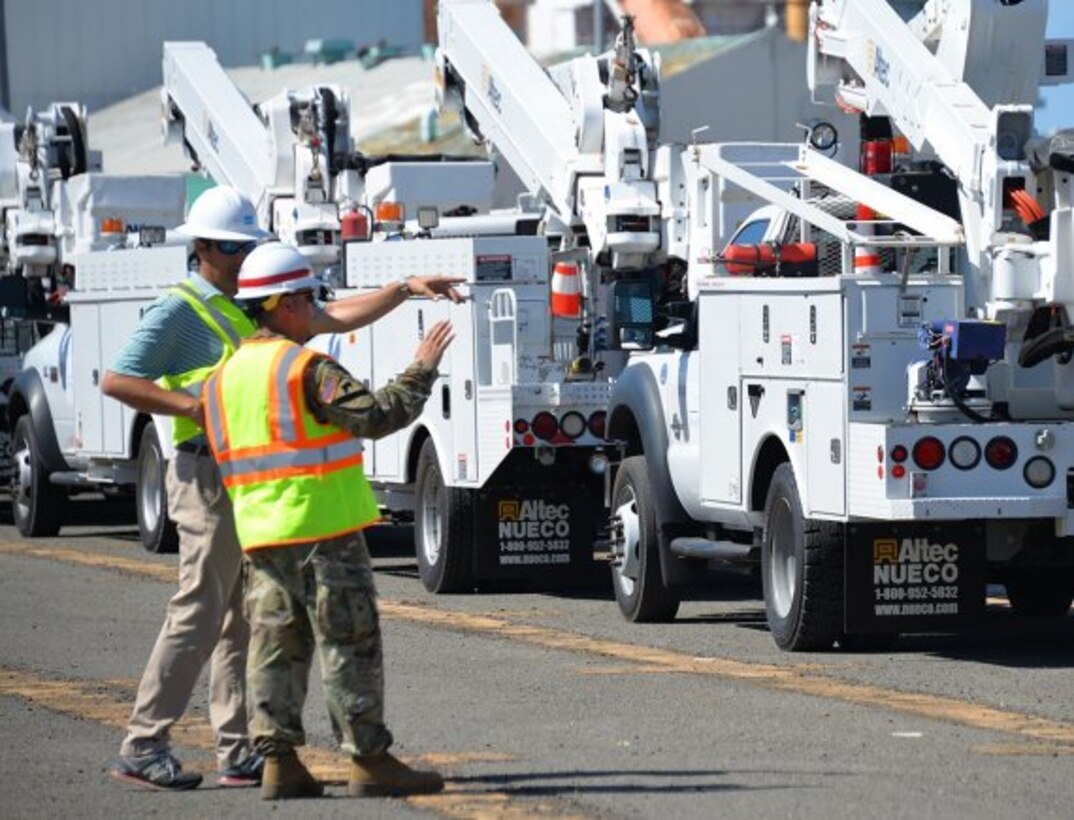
xmin=13 ymin=435 xmax=32 ymax=520
xmin=418 ymin=466 xmax=443 ymax=567
xmin=612 ymin=487 xmax=641 ymax=597
xmin=768 ymin=496 xmax=798 ymax=619
xmin=139 ymin=444 xmax=164 ymax=535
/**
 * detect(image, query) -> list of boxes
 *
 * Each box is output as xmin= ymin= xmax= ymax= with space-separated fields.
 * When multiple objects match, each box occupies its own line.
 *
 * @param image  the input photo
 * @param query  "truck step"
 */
xmin=48 ymin=472 xmax=99 ymax=489
xmin=669 ymin=537 xmax=757 ymax=564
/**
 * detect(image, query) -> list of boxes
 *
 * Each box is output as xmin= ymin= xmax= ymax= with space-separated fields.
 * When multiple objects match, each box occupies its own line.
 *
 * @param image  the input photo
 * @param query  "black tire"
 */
xmin=1002 ymin=568 xmax=1074 ymax=618
xmin=11 ymin=414 xmax=66 ymax=537
xmin=136 ymin=422 xmax=178 ymax=554
xmin=610 ymin=455 xmax=680 ymax=622
xmin=761 ymin=463 xmax=842 ymax=651
xmin=414 ymin=439 xmax=473 ymax=593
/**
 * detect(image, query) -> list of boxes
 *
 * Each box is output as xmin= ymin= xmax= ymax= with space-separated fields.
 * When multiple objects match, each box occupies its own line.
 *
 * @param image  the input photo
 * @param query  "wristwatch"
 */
xmin=396 ymin=277 xmax=412 ymax=297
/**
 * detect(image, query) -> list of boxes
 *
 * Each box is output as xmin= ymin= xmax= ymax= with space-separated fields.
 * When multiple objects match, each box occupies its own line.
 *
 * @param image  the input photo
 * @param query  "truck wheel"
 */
xmin=1002 ymin=568 xmax=1073 ymax=618
xmin=762 ymin=463 xmax=842 ymax=651
xmin=11 ymin=415 xmax=66 ymax=537
xmin=414 ymin=439 xmax=473 ymax=593
xmin=610 ymin=455 xmax=680 ymax=622
xmin=136 ymin=422 xmax=178 ymax=554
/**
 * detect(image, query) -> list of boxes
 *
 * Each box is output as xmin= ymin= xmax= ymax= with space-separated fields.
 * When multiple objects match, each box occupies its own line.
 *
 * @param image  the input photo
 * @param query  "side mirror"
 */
xmin=606 ymin=277 xmax=655 ymax=351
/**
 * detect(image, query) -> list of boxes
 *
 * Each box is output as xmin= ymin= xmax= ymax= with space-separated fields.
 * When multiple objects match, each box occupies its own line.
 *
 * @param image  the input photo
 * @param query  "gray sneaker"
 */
xmin=108 ymin=750 xmax=202 ymax=791
xmin=217 ymin=752 xmax=264 ymax=787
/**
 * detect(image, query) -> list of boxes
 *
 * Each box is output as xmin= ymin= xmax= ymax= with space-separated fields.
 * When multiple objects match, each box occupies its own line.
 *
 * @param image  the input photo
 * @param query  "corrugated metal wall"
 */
xmin=2 ymin=0 xmax=423 ymax=115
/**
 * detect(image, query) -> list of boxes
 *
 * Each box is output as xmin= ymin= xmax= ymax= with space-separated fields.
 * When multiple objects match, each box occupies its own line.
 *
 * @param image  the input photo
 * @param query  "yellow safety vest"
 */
xmin=158 ymin=279 xmax=256 ymax=445
xmin=203 ymin=337 xmax=380 ymax=551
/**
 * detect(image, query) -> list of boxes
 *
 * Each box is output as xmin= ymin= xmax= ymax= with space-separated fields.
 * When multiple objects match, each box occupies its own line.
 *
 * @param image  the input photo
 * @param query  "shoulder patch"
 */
xmin=318 ymin=371 xmax=342 ymax=404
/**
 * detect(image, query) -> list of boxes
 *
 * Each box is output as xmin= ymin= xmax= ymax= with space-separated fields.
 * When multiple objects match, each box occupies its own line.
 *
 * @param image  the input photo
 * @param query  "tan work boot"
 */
xmin=260 ymin=752 xmax=324 ymax=800
xmin=347 ymin=752 xmax=445 ymax=797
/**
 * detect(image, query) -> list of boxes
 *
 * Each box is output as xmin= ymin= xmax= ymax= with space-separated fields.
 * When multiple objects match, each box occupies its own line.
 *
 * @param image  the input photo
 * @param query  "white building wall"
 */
xmin=3 ymin=0 xmax=423 ymax=115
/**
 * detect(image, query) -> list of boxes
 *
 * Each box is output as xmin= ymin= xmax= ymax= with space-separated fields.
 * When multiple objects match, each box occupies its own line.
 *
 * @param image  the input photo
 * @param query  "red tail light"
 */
xmin=531 ymin=412 xmax=558 ymax=441
xmin=587 ymin=411 xmax=606 ymax=440
xmin=912 ymin=437 xmax=945 ymax=470
xmin=890 ymin=444 xmax=908 ymax=463
xmin=985 ymin=436 xmax=1018 ymax=470
xmin=513 ymin=418 xmax=529 ymax=434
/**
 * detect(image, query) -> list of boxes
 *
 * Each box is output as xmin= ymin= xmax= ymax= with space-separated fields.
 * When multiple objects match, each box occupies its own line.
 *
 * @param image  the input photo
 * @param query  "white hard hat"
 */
xmin=235 ymin=241 xmax=322 ymax=303
xmin=176 ymin=185 xmax=269 ymax=241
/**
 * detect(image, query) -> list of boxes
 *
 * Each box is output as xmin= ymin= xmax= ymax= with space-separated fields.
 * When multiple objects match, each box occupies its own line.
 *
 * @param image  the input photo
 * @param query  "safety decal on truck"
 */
xmin=845 ymin=522 xmax=985 ymax=634
xmin=850 ymin=343 xmax=871 ymax=369
xmin=852 ymin=386 xmax=872 ymax=411
xmin=475 ymin=254 xmax=512 ymax=281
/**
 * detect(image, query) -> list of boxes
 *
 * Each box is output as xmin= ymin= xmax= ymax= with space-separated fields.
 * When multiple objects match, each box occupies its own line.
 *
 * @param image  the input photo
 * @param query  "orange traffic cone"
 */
xmin=551 ymin=262 xmax=583 ymax=318
xmin=853 ymin=203 xmax=882 ymax=275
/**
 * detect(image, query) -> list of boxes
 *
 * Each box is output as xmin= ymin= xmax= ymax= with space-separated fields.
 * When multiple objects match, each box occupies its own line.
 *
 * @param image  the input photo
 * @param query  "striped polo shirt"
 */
xmin=110 ymin=275 xmax=243 ymax=445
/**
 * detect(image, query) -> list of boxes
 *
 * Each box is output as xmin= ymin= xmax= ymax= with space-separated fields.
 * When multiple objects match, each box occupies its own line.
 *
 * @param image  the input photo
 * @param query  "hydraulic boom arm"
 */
xmin=810 ymin=0 xmax=1074 ymax=412
xmin=161 ymin=41 xmax=355 ymax=267
xmin=436 ymin=0 xmax=661 ymax=269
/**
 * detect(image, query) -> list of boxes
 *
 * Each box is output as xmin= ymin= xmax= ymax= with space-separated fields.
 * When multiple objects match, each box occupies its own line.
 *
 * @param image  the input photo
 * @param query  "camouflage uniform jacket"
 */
xmin=304 ymin=347 xmax=437 ymax=441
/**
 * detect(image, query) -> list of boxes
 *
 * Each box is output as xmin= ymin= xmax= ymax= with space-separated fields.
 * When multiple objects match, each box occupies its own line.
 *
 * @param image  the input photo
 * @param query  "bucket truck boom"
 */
xmin=162 ymin=41 xmax=361 ymax=269
xmin=436 ymin=0 xmax=661 ymax=270
xmin=808 ymin=0 xmax=1074 ymax=413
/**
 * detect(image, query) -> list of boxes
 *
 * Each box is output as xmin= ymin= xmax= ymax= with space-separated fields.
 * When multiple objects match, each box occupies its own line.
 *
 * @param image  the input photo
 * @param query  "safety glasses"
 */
xmin=214 ymin=239 xmax=257 ymax=256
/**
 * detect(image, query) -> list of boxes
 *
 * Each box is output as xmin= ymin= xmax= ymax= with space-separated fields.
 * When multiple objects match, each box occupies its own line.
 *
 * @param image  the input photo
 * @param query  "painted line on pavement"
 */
xmin=3 ymin=537 xmax=1072 ymax=753
xmin=0 ymin=667 xmax=584 ymax=819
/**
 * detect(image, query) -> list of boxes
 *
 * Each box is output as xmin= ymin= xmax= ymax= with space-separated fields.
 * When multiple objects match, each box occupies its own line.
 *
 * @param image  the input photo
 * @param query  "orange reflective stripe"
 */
xmin=222 ymin=452 xmax=365 ymax=489
xmin=287 ymin=348 xmax=312 ymax=442
xmin=288 ymin=347 xmax=322 ymax=442
xmin=212 ymin=429 xmax=353 ymax=464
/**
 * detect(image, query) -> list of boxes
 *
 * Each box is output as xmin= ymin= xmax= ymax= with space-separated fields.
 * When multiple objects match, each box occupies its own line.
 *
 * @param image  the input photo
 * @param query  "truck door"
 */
xmin=698 ymin=292 xmax=742 ymax=505
xmin=436 ymin=298 xmax=477 ymax=487
xmin=69 ymin=297 xmax=151 ymax=457
xmin=662 ymin=325 xmax=701 ymax=507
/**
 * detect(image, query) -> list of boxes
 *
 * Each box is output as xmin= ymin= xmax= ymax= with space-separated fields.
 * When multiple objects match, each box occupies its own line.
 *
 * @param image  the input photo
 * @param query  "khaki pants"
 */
xmin=120 ymin=449 xmax=251 ymax=769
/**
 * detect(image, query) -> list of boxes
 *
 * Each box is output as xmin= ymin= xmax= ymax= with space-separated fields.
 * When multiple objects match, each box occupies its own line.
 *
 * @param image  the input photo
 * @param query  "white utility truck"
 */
xmin=601 ymin=0 xmax=1074 ymax=649
xmin=441 ymin=0 xmax=1074 ymax=649
xmin=2 ymin=101 xmax=188 ymax=549
xmin=160 ymin=41 xmax=614 ymax=591
xmin=0 ymin=103 xmax=99 ymax=488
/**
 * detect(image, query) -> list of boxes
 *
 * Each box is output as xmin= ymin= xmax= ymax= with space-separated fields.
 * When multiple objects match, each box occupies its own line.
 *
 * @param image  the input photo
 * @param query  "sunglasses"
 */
xmin=214 ymin=239 xmax=257 ymax=256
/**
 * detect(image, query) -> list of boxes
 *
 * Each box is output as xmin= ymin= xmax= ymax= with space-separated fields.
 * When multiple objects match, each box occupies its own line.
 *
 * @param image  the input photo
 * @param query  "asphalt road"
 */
xmin=1 ymin=495 xmax=1072 ymax=819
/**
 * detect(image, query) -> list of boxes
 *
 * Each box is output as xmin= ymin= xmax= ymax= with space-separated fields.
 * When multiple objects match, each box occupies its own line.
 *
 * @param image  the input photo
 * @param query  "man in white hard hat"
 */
xmin=203 ymin=242 xmax=452 ymax=800
xmin=102 ymin=186 xmax=462 ymax=791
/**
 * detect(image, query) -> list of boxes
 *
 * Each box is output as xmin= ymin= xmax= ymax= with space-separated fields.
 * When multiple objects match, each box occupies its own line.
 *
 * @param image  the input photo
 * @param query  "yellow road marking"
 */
xmin=3 ymin=538 xmax=1072 ymax=751
xmin=377 ymin=600 xmax=1074 ymax=746
xmin=971 ymin=742 xmax=1074 ymax=757
xmin=0 ymin=667 xmax=572 ymax=818
xmin=0 ymin=541 xmax=176 ymax=582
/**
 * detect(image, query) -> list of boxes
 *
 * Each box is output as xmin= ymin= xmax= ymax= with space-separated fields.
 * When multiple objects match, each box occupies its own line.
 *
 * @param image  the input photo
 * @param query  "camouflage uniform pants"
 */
xmin=245 ymin=531 xmax=393 ymax=757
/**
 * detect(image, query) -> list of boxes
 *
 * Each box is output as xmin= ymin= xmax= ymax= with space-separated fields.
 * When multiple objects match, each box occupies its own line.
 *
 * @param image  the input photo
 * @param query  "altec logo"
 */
xmin=873 ymin=537 xmax=960 ymax=584
xmin=498 ymin=500 xmax=570 ymax=538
